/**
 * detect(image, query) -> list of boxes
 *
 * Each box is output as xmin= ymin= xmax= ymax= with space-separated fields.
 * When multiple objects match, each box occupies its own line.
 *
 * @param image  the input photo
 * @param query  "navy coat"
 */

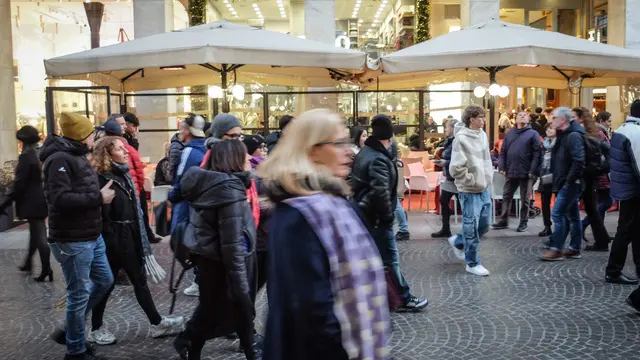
xmin=498 ymin=125 xmax=542 ymax=179
xmin=609 ymin=117 xmax=640 ymax=200
xmin=551 ymin=120 xmax=585 ymax=192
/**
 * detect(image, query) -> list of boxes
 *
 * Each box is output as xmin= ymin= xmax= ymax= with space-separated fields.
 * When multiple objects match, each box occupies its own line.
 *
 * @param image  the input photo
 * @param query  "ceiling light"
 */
xmin=382 ymin=0 xmax=388 ymax=3
xmin=356 ymin=0 xmax=361 ymax=3
xmin=358 ymin=19 xmax=363 ymax=23
xmin=371 ymin=24 xmax=376 ymax=27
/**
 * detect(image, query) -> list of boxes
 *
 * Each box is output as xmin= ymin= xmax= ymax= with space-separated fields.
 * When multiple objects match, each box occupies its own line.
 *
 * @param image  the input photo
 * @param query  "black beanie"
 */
xmin=631 ymin=99 xmax=640 ymax=118
xmin=243 ymin=135 xmax=264 ymax=155
xmin=371 ymin=114 xmax=394 ymax=140
xmin=16 ymin=125 xmax=41 ymax=145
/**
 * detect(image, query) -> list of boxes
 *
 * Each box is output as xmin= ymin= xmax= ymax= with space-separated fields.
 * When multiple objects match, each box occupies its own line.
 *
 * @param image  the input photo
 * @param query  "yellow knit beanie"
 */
xmin=59 ymin=112 xmax=95 ymax=141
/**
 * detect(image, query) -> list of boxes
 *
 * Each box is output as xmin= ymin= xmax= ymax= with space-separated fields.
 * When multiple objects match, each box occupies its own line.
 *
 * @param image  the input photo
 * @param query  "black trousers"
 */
xmin=582 ymin=179 xmax=610 ymax=248
xmin=184 ymin=255 xmax=257 ymax=360
xmin=606 ymin=197 xmax=640 ymax=278
xmin=439 ymin=190 xmax=456 ymax=232
xmin=498 ymin=177 xmax=533 ymax=224
xmin=539 ymin=184 xmax=553 ymax=228
xmin=256 ymin=250 xmax=268 ymax=294
xmin=140 ymin=189 xmax=156 ymax=239
xmin=92 ymin=251 xmax=162 ymax=330
xmin=25 ymin=219 xmax=50 ymax=271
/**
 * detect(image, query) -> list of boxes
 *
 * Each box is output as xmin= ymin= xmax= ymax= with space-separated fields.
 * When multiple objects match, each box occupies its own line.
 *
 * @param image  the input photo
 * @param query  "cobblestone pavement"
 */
xmin=1 ymin=212 xmax=638 ymax=360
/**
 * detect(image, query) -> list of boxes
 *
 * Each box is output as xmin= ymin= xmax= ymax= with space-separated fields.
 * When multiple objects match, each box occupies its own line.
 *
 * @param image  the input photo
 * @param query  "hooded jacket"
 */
xmin=169 ymin=137 xmax=207 ymax=203
xmin=498 ymin=125 xmax=542 ymax=178
xmin=449 ymin=123 xmax=493 ymax=193
xmin=181 ymin=167 xmax=256 ymax=298
xmin=351 ymin=137 xmax=398 ymax=228
xmin=551 ymin=120 xmax=585 ymax=192
xmin=40 ymin=135 xmax=103 ymax=243
xmin=609 ymin=116 xmax=640 ymax=200
xmin=265 ymin=131 xmax=282 ymax=153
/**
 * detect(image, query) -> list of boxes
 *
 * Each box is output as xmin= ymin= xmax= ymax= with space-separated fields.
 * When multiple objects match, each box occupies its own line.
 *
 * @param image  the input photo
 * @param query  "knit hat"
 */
xmin=371 ymin=114 xmax=394 ymax=140
xmin=631 ymin=99 xmax=640 ymax=118
xmin=97 ymin=118 xmax=123 ymax=136
xmin=279 ymin=115 xmax=294 ymax=131
xmin=184 ymin=114 xmax=206 ymax=137
xmin=59 ymin=112 xmax=95 ymax=141
xmin=211 ymin=113 xmax=242 ymax=139
xmin=16 ymin=125 xmax=41 ymax=145
xmin=243 ymin=135 xmax=265 ymax=155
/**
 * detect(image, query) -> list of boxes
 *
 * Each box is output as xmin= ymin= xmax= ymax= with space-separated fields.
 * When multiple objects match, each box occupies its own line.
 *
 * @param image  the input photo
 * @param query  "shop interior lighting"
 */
xmin=352 ymin=0 xmax=360 ymax=19
xmin=252 ymin=3 xmax=263 ymax=19
xmin=223 ymin=0 xmax=239 ymax=17
xmin=277 ymin=0 xmax=286 ymax=18
xmin=160 ymin=65 xmax=186 ymax=71
xmin=473 ymin=84 xmax=509 ymax=98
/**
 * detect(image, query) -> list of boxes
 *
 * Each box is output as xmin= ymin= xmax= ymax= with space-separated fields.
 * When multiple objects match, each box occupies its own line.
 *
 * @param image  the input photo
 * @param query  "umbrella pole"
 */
xmin=221 ymin=65 xmax=230 ymax=113
xmin=488 ymin=69 xmax=496 ymax=147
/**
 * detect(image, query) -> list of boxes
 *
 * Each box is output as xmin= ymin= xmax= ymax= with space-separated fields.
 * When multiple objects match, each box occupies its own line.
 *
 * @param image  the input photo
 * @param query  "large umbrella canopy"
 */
xmin=370 ymin=19 xmax=640 ymax=90
xmin=44 ymin=21 xmax=366 ymax=91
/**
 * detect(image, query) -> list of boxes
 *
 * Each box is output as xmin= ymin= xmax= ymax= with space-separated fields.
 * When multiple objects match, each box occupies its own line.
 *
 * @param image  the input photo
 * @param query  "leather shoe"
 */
xmin=605 ymin=274 xmax=639 ymax=285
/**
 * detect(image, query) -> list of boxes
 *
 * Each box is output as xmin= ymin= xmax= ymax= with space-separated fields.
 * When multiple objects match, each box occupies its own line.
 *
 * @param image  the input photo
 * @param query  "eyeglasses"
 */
xmin=225 ymin=133 xmax=244 ymax=140
xmin=315 ymin=139 xmax=352 ymax=148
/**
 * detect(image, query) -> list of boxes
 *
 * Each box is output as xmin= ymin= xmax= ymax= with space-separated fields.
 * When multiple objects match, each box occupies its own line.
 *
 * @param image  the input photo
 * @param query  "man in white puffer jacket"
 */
xmin=447 ymin=105 xmax=494 ymax=276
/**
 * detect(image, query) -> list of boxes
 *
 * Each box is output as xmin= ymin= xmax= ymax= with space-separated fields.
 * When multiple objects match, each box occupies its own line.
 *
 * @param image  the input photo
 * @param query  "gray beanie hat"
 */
xmin=211 ymin=113 xmax=242 ymax=139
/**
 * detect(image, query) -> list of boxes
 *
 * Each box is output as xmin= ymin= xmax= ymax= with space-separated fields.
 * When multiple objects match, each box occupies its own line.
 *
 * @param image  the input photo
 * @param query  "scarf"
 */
xmin=249 ymin=156 xmax=265 ymax=170
xmin=284 ymin=193 xmax=390 ymax=360
xmin=110 ymin=161 xmax=166 ymax=283
xmin=247 ymin=179 xmax=260 ymax=227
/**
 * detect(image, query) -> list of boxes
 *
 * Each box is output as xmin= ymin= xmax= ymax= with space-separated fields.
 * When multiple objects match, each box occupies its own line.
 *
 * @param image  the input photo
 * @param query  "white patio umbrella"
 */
xmin=44 ymin=20 xmax=366 ymax=98
xmin=371 ymin=19 xmax=640 ymax=90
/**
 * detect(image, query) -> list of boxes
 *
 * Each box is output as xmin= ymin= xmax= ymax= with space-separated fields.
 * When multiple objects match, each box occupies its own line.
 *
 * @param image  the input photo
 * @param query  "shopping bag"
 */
xmin=153 ymin=201 xmax=171 ymax=237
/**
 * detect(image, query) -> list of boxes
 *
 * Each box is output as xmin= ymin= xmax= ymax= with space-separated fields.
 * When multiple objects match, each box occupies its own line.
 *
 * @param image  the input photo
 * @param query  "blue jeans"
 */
xmin=371 ymin=226 xmax=411 ymax=302
xmin=551 ymin=183 xmax=583 ymax=251
xmin=454 ymin=190 xmax=491 ymax=267
xmin=394 ymin=198 xmax=409 ymax=233
xmin=50 ymin=237 xmax=114 ymax=355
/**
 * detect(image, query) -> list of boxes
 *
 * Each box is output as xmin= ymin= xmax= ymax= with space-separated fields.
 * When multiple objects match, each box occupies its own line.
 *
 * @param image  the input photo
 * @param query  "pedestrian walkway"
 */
xmin=0 ymin=211 xmax=637 ymax=360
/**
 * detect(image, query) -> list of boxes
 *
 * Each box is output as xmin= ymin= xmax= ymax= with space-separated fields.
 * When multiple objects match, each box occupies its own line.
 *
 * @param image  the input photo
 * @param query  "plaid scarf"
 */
xmin=284 ymin=194 xmax=390 ymax=360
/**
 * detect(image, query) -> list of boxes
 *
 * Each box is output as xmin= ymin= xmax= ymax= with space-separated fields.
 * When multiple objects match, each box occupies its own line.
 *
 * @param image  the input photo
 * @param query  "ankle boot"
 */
xmin=431 ymin=228 xmax=452 ymax=238
xmin=538 ymin=226 xmax=552 ymax=237
xmin=516 ymin=222 xmax=528 ymax=232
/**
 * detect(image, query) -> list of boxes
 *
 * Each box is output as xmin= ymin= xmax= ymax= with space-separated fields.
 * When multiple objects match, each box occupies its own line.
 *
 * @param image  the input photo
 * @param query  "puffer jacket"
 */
xmin=168 ymin=133 xmax=184 ymax=181
xmin=498 ymin=125 xmax=542 ymax=178
xmin=181 ymin=167 xmax=256 ymax=297
xmin=351 ymin=137 xmax=397 ymax=228
xmin=609 ymin=116 xmax=640 ymax=200
xmin=441 ymin=136 xmax=455 ymax=182
xmin=40 ymin=135 xmax=103 ymax=243
xmin=124 ymin=141 xmax=145 ymax=194
xmin=551 ymin=120 xmax=585 ymax=192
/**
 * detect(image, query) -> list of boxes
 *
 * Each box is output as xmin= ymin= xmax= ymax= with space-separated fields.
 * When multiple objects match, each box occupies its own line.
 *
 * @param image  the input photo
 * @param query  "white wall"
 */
xmin=263 ymin=20 xmax=290 ymax=33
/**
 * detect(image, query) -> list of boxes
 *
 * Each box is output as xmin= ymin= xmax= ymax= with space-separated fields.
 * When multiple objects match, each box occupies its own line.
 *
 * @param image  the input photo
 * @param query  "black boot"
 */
xmin=174 ymin=332 xmax=203 ymax=360
xmin=431 ymin=229 xmax=452 ymax=238
xmin=538 ymin=226 xmax=552 ymax=237
xmin=395 ymin=231 xmax=411 ymax=241
xmin=492 ymin=220 xmax=508 ymax=230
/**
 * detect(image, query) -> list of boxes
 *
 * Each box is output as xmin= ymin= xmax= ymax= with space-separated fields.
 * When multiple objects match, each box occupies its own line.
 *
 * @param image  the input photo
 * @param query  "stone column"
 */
xmin=132 ymin=0 xmax=176 ymax=163
xmin=0 ymin=0 xmax=17 ymax=163
xmin=606 ymin=0 xmax=640 ymax=129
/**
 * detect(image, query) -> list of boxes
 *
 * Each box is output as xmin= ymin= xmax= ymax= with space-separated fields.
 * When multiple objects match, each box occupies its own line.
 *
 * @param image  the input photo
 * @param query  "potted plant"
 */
xmin=0 ymin=161 xmax=17 ymax=232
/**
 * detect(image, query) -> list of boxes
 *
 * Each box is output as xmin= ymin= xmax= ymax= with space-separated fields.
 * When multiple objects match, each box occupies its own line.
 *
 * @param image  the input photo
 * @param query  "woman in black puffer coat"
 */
xmin=0 ymin=126 xmax=50 ymax=281
xmin=174 ymin=140 xmax=259 ymax=360
xmin=432 ymin=119 xmax=459 ymax=238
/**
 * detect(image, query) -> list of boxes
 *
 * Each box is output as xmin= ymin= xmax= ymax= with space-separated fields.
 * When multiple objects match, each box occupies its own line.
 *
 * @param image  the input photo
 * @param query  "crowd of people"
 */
xmin=2 ymin=97 xmax=640 ymax=359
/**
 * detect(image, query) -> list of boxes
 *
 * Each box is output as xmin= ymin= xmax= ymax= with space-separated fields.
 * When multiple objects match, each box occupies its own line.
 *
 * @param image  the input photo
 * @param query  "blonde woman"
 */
xmin=258 ymin=109 xmax=390 ymax=360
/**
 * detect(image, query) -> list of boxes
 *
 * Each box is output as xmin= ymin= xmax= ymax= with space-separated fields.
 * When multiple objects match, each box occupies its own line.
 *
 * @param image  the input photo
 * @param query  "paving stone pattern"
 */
xmin=0 ymin=212 xmax=638 ymax=360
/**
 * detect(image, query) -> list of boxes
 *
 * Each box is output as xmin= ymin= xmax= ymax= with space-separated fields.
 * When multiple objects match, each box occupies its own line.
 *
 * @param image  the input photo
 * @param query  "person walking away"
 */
xmin=351 ymin=114 xmax=428 ymax=311
xmin=537 ymin=123 xmax=556 ymax=238
xmin=0 ymin=125 xmax=50 ymax=281
xmin=493 ymin=110 xmax=541 ymax=232
xmin=390 ymin=139 xmax=411 ymax=241
xmin=432 ymin=119 xmax=459 ymax=238
xmin=258 ymin=109 xmax=390 ymax=360
xmin=530 ymin=107 xmax=545 ymax=138
xmin=540 ymin=108 xmax=585 ymax=261
xmin=606 ymin=99 xmax=640 ymax=286
xmin=573 ymin=107 xmax=613 ymax=251
xmin=122 ymin=113 xmax=140 ymax=150
xmin=87 ymin=137 xmax=183 ymax=345
xmin=169 ymin=120 xmax=190 ymax=181
xmin=154 ymin=143 xmax=172 ymax=186
xmin=42 ymin=112 xmax=114 ymax=360
xmin=265 ymin=115 xmax=293 ymax=153
xmin=447 ymin=106 xmax=494 ymax=276
xmin=170 ymin=114 xmax=207 ymax=297
xmin=173 ymin=140 xmax=260 ymax=360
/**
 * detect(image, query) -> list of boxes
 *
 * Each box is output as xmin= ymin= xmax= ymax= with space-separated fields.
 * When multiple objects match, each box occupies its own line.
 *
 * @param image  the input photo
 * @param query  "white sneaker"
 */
xmin=448 ymin=235 xmax=465 ymax=261
xmin=466 ymin=264 xmax=490 ymax=276
xmin=183 ymin=282 xmax=199 ymax=297
xmin=87 ymin=327 xmax=117 ymax=345
xmin=150 ymin=315 xmax=185 ymax=338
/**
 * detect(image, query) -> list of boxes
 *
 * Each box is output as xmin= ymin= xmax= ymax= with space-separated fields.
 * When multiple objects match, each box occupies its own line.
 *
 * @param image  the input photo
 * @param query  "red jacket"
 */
xmin=124 ymin=141 xmax=145 ymax=194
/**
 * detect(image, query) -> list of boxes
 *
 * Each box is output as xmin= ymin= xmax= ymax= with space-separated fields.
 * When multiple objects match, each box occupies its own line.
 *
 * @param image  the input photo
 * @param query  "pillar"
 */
xmin=606 ymin=0 xmax=640 ymax=129
xmin=0 ymin=0 xmax=17 ymax=163
xmin=460 ymin=0 xmax=500 ymax=28
xmin=133 ymin=0 xmax=176 ymax=162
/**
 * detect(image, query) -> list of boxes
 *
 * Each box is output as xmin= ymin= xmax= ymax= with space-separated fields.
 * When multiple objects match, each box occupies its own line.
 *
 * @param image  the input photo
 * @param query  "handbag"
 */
xmin=153 ymin=201 xmax=171 ymax=237
xmin=541 ymin=173 xmax=553 ymax=185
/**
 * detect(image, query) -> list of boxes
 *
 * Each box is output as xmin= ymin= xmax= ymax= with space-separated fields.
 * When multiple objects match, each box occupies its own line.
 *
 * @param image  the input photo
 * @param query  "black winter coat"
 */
xmin=99 ymin=166 xmax=143 ymax=261
xmin=551 ymin=120 xmax=586 ymax=192
xmin=351 ymin=137 xmax=398 ymax=228
xmin=441 ymin=136 xmax=455 ymax=182
xmin=0 ymin=146 xmax=47 ymax=219
xmin=181 ymin=167 xmax=256 ymax=299
xmin=40 ymin=135 xmax=103 ymax=243
xmin=498 ymin=125 xmax=542 ymax=178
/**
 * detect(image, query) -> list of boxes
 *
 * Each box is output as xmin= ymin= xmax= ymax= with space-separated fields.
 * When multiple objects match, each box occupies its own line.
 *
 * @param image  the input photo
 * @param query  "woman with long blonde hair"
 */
xmin=87 ymin=136 xmax=183 ymax=346
xmin=258 ymin=109 xmax=389 ymax=360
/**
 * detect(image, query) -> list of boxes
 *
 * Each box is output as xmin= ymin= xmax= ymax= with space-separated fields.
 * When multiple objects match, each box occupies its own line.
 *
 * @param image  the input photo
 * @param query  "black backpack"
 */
xmin=582 ymin=134 xmax=610 ymax=177
xmin=168 ymin=220 xmax=194 ymax=314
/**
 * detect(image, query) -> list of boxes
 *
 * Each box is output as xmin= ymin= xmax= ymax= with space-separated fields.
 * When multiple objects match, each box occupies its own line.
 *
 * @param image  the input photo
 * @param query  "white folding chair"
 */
xmin=492 ymin=172 xmax=506 ymax=224
xmin=150 ymin=185 xmax=171 ymax=225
